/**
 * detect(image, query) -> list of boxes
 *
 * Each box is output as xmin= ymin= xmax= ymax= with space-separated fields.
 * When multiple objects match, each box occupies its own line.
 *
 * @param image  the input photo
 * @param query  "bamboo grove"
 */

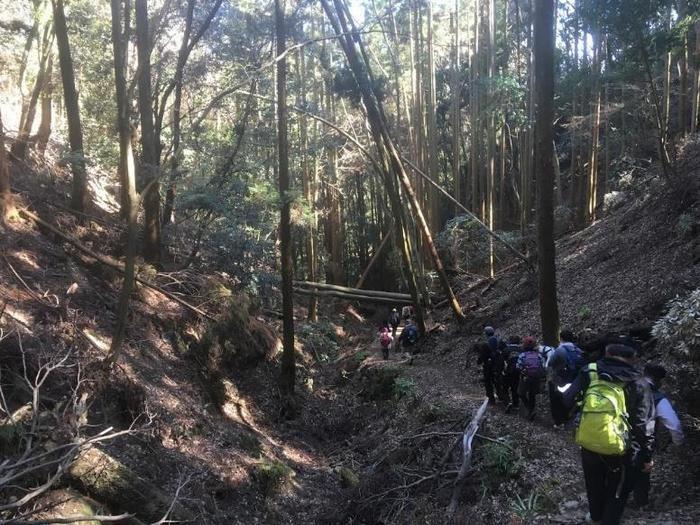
xmin=1 ymin=0 xmax=699 ymax=387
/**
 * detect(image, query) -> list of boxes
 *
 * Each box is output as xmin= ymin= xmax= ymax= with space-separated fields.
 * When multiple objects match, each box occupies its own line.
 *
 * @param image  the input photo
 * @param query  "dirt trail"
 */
xmin=354 ymin=331 xmax=699 ymax=524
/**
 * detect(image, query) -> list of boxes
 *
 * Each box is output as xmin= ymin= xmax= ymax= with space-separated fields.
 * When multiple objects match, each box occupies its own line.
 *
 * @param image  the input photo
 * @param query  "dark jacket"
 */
xmin=564 ymin=357 xmax=655 ymax=464
xmin=475 ymin=342 xmax=492 ymax=368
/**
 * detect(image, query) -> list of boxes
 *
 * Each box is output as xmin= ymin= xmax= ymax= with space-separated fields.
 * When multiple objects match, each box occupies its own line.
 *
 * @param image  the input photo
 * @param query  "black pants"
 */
xmin=581 ymin=448 xmax=641 ymax=525
xmin=482 ymin=365 xmax=495 ymax=402
xmin=548 ymin=381 xmax=568 ymax=425
xmin=518 ymin=376 xmax=540 ymax=416
xmin=633 ymin=470 xmax=650 ymax=506
xmin=504 ymin=373 xmax=519 ymax=407
xmin=493 ymin=366 xmax=507 ymax=402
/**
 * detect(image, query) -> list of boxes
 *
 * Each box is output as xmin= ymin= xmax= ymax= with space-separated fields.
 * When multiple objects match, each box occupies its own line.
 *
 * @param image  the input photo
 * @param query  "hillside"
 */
xmin=1 ymin=136 xmax=699 ymax=524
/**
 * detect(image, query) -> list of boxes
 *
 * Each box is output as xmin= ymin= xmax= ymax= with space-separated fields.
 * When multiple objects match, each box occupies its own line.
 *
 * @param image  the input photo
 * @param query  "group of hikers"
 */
xmin=378 ymin=306 xmax=418 ymax=359
xmin=474 ymin=325 xmax=684 ymax=525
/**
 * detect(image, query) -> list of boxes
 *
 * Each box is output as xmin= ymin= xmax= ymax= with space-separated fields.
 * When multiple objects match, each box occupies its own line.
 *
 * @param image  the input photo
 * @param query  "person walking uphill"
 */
xmin=476 ymin=326 xmax=506 ymax=404
xmin=503 ymin=336 xmax=522 ymax=413
xmin=516 ymin=336 xmax=546 ymax=420
xmin=389 ymin=308 xmax=400 ymax=337
xmin=564 ymin=344 xmax=655 ymax=525
xmin=547 ymin=330 xmax=585 ymax=428
xmin=633 ymin=363 xmax=684 ymax=508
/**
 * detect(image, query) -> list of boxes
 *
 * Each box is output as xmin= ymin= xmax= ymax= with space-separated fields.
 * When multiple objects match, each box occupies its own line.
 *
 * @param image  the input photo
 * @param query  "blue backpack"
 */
xmin=562 ymin=342 xmax=585 ymax=381
xmin=404 ymin=325 xmax=418 ymax=345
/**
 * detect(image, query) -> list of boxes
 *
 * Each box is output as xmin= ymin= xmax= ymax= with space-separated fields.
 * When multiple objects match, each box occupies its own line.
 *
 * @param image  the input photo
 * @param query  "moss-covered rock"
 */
xmin=253 ymin=459 xmax=294 ymax=496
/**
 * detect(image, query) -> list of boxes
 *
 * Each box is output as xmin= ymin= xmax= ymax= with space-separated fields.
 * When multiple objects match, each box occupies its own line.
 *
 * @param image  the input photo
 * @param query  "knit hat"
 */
xmin=522 ymin=336 xmax=536 ymax=349
xmin=484 ymin=326 xmax=495 ymax=336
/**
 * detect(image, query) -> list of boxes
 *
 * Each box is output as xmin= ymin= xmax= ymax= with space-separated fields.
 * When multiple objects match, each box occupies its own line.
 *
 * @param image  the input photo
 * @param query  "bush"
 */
xmin=392 ymin=377 xmax=417 ymax=401
xmin=510 ymin=490 xmax=543 ymax=521
xmin=297 ymin=321 xmax=340 ymax=362
xmin=482 ymin=438 xmax=522 ymax=478
xmin=652 ymin=289 xmax=700 ymax=361
xmin=436 ymin=216 xmax=522 ymax=274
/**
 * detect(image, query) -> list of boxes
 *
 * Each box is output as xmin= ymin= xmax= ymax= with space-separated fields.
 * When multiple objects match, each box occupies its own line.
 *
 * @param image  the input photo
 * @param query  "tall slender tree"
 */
xmin=276 ymin=0 xmax=296 ymax=400
xmin=534 ymin=0 xmax=559 ymax=345
xmin=135 ymin=0 xmax=161 ymax=262
xmin=52 ymin=0 xmax=89 ymax=213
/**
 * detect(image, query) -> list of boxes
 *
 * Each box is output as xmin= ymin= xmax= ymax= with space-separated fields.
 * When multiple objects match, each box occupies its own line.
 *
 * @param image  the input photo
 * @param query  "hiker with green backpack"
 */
xmin=564 ymin=343 xmax=655 ymax=525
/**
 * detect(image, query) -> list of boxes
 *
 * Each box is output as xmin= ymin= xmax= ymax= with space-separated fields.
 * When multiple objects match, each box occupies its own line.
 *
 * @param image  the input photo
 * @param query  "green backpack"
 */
xmin=574 ymin=363 xmax=630 ymax=456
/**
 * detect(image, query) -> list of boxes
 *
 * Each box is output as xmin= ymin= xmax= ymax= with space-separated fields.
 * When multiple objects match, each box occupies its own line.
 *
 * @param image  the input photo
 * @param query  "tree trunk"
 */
xmin=52 ymin=0 xmax=89 ymax=213
xmin=161 ymin=0 xmax=195 ymax=226
xmin=298 ymin=46 xmax=317 ymax=321
xmin=135 ymin=0 xmax=161 ymax=263
xmin=678 ymin=0 xmax=689 ymax=137
xmin=692 ymin=21 xmax=700 ymax=134
xmin=111 ymin=0 xmax=132 ymax=218
xmin=426 ymin=0 xmax=440 ymax=234
xmin=451 ymin=4 xmax=461 ymax=212
xmin=487 ymin=0 xmax=496 ymax=276
xmin=35 ymin=53 xmax=53 ymax=157
xmin=534 ymin=0 xmax=559 ymax=346
xmin=470 ymin=0 xmax=480 ymax=215
xmin=106 ymin=0 xmax=138 ymax=368
xmin=587 ymin=31 xmax=602 ymax=223
xmin=0 ymin=110 xmax=18 ymax=223
xmin=276 ymin=0 xmax=295 ymax=401
xmin=12 ymin=24 xmax=52 ymax=159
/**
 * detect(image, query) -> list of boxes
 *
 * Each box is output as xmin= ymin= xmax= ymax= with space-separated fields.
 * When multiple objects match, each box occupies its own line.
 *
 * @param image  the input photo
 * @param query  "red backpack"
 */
xmin=380 ymin=331 xmax=392 ymax=347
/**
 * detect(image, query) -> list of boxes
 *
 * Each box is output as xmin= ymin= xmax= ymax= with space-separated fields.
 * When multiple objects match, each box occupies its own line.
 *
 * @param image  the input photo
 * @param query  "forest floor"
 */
xmin=1 ymin=136 xmax=700 ymax=524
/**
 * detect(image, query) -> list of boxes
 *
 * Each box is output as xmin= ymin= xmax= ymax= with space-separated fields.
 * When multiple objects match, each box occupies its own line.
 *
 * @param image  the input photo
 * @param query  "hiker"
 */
xmin=398 ymin=318 xmax=418 ymax=349
xmin=564 ymin=343 xmax=655 ymax=525
xmin=378 ymin=326 xmax=393 ymax=360
xmin=502 ymin=336 xmax=522 ymax=413
xmin=401 ymin=305 xmax=413 ymax=322
xmin=476 ymin=326 xmax=505 ymax=404
xmin=487 ymin=327 xmax=508 ymax=401
xmin=516 ymin=336 xmax=546 ymax=420
xmin=633 ymin=363 xmax=684 ymax=508
xmin=547 ymin=330 xmax=586 ymax=428
xmin=389 ymin=308 xmax=400 ymax=337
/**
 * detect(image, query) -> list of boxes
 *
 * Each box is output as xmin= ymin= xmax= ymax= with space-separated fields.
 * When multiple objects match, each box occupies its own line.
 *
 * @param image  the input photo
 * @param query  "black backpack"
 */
xmin=504 ymin=344 xmax=521 ymax=375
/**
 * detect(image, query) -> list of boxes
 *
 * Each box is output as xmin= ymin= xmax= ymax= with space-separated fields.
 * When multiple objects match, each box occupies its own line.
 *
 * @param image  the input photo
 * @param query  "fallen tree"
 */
xmin=293 ymin=287 xmax=412 ymax=305
xmin=293 ymin=280 xmax=412 ymax=302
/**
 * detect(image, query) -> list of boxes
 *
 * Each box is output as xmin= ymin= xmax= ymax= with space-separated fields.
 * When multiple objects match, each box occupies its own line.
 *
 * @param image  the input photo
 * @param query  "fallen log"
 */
xmin=67 ymin=447 xmax=194 ymax=524
xmin=293 ymin=280 xmax=412 ymax=301
xmin=18 ymin=209 xmax=216 ymax=321
xmin=293 ymin=287 xmax=412 ymax=305
xmin=447 ymin=398 xmax=489 ymax=517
